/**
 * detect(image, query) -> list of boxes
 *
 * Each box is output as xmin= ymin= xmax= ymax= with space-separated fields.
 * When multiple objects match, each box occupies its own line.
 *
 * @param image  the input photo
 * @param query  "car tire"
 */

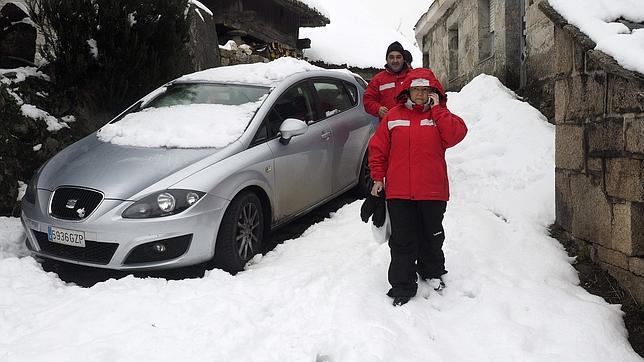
xmin=354 ymin=152 xmax=373 ymax=198
xmin=214 ymin=191 xmax=264 ymax=273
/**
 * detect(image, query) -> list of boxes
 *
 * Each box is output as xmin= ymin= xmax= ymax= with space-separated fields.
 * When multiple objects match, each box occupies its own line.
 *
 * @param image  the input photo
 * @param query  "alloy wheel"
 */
xmin=235 ymin=202 xmax=261 ymax=261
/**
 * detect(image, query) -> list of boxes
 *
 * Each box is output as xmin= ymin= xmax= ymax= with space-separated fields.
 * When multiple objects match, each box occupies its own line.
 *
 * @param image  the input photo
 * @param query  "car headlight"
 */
xmin=122 ymin=189 xmax=205 ymax=219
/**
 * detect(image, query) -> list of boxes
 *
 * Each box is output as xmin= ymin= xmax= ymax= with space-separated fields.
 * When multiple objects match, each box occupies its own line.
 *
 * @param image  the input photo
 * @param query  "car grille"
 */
xmin=50 ymin=187 xmax=103 ymax=220
xmin=33 ymin=230 xmax=118 ymax=265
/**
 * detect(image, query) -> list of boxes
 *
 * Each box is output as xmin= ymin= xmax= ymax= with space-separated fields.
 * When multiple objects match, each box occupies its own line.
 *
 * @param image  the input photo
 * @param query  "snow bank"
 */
xmin=446 ymin=74 xmax=555 ymax=226
xmin=549 ymin=0 xmax=644 ymax=75
xmin=0 ymin=217 xmax=27 ymax=260
xmin=1 ymin=75 xmax=639 ymax=361
xmin=98 ymin=101 xmax=263 ymax=149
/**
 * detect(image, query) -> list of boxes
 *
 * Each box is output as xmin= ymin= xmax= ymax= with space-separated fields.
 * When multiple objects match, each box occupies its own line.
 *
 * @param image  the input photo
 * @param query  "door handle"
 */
xmin=321 ymin=130 xmax=332 ymax=140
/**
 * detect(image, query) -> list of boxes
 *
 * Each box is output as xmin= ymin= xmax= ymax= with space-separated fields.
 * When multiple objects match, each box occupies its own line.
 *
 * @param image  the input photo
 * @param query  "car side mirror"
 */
xmin=279 ymin=118 xmax=308 ymax=145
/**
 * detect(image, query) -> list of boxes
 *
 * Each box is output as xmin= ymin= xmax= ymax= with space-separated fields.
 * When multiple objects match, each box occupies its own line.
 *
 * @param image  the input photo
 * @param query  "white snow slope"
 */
xmin=0 ymin=75 xmax=640 ymax=362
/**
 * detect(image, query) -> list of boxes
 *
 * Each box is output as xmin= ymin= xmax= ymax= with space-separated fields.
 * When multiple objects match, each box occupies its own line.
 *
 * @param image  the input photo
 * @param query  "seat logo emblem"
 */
xmin=66 ymin=199 xmax=78 ymax=209
xmin=77 ymin=208 xmax=86 ymax=218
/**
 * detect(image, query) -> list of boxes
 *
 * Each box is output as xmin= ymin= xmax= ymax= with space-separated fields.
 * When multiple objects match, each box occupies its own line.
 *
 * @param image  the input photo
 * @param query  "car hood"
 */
xmin=38 ymin=134 xmax=234 ymax=199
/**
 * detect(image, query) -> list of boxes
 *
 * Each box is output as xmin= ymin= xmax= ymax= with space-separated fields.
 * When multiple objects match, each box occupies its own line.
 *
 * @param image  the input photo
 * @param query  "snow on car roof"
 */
xmin=177 ymin=57 xmax=322 ymax=87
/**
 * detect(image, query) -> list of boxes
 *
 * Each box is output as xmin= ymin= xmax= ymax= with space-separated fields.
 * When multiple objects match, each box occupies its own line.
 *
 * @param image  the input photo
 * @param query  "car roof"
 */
xmin=173 ymin=58 xmax=360 ymax=88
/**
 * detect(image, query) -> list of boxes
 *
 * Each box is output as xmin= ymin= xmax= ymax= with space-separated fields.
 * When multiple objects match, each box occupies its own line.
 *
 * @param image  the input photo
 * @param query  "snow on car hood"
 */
xmin=98 ymin=101 xmax=262 ymax=149
xmin=177 ymin=57 xmax=321 ymax=86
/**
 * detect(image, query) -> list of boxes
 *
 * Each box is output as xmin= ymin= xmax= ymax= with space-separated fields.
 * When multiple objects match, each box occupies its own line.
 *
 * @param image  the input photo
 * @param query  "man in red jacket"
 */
xmin=368 ymin=68 xmax=467 ymax=306
xmin=363 ymin=41 xmax=411 ymax=119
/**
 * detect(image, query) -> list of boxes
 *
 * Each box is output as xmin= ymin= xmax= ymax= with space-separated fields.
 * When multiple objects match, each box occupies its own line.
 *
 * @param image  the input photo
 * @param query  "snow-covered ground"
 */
xmin=0 ymin=75 xmax=640 ymax=361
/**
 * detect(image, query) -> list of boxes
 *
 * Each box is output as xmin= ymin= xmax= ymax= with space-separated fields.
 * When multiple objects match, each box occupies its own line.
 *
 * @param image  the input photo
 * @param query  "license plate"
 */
xmin=47 ymin=226 xmax=86 ymax=247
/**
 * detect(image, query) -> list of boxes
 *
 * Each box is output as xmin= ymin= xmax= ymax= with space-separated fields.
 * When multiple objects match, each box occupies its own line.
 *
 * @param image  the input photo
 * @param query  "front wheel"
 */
xmin=214 ymin=192 xmax=264 ymax=273
xmin=354 ymin=153 xmax=373 ymax=198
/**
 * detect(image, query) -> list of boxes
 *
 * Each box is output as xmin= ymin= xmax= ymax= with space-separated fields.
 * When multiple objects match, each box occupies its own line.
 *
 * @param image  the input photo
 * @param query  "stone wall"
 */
xmin=550 ymin=16 xmax=644 ymax=303
xmin=522 ymin=0 xmax=555 ymax=120
xmin=417 ymin=0 xmax=554 ymax=119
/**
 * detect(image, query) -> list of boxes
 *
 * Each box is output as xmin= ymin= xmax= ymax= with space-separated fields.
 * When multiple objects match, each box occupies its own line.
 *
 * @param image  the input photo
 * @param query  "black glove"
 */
xmin=371 ymin=196 xmax=386 ymax=227
xmin=360 ymin=194 xmax=379 ymax=223
xmin=360 ymin=190 xmax=386 ymax=227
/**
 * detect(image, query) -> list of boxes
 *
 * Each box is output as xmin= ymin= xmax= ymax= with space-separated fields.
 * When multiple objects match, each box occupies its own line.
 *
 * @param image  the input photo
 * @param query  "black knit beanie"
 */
xmin=403 ymin=49 xmax=413 ymax=64
xmin=386 ymin=41 xmax=404 ymax=58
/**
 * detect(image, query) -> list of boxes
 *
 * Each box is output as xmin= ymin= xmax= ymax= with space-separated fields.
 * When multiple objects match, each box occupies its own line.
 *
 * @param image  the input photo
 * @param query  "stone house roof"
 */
xmin=413 ymin=0 xmax=456 ymax=45
xmin=539 ymin=1 xmax=644 ymax=82
xmin=281 ymin=0 xmax=329 ymax=26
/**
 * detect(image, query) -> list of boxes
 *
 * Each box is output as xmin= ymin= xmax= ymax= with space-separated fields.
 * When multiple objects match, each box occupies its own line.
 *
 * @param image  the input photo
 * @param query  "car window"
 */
xmin=251 ymin=121 xmax=269 ymax=146
xmin=312 ymin=80 xmax=354 ymax=119
xmin=265 ymin=83 xmax=315 ymax=137
xmin=144 ymin=83 xmax=269 ymax=108
xmin=354 ymin=76 xmax=368 ymax=89
xmin=343 ymin=81 xmax=358 ymax=106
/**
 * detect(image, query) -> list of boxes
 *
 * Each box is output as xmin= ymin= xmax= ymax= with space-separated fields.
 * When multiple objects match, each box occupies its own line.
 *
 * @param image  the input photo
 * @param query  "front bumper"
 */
xmin=21 ymin=189 xmax=229 ymax=270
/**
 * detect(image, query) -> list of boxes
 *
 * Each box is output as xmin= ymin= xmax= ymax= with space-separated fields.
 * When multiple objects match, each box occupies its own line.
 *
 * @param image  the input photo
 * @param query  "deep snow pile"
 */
xmin=548 ymin=0 xmax=644 ymax=75
xmin=0 ymin=75 xmax=640 ymax=361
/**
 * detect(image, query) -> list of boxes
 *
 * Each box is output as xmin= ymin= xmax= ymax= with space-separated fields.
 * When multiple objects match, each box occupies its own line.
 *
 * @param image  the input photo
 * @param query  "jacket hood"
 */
xmin=397 ymin=68 xmax=447 ymax=106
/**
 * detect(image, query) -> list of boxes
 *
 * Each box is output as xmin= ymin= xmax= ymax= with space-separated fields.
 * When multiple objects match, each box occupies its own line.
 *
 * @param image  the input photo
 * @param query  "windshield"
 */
xmin=143 ymin=83 xmax=270 ymax=108
xmin=99 ymin=83 xmax=270 ymax=149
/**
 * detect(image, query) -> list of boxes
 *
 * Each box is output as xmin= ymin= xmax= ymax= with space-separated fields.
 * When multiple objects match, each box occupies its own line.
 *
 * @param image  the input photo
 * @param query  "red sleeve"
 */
xmin=363 ymin=75 xmax=383 ymax=118
xmin=431 ymin=105 xmax=467 ymax=148
xmin=368 ymin=113 xmax=392 ymax=181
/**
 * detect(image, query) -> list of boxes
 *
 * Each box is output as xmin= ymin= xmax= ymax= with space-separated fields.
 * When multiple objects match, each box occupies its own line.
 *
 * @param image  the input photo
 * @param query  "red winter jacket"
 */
xmin=368 ymin=69 xmax=467 ymax=201
xmin=363 ymin=66 xmax=410 ymax=118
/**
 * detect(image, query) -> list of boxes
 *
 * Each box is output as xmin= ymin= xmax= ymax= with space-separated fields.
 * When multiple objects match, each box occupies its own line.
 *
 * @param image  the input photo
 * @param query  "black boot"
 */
xmin=392 ymin=296 xmax=411 ymax=306
xmin=428 ymin=277 xmax=445 ymax=291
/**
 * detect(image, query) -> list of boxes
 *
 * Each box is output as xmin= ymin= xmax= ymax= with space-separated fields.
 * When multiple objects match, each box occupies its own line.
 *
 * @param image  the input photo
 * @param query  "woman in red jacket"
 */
xmin=368 ymin=68 xmax=467 ymax=306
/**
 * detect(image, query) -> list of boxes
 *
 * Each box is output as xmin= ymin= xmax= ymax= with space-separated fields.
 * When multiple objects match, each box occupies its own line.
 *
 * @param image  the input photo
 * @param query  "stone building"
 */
xmin=0 ymin=0 xmax=329 ymax=69
xmin=414 ymin=0 xmax=555 ymax=119
xmin=415 ymin=0 xmax=644 ymax=304
xmin=203 ymin=0 xmax=329 ymax=60
xmin=540 ymin=3 xmax=644 ymax=304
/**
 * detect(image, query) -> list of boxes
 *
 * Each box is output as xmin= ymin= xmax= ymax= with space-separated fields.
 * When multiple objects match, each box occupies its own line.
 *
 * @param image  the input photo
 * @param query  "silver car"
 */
xmin=20 ymin=61 xmax=376 ymax=272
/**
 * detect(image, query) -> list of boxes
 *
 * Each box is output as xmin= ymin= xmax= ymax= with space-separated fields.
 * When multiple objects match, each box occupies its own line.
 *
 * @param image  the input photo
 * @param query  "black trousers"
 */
xmin=386 ymin=199 xmax=447 ymax=297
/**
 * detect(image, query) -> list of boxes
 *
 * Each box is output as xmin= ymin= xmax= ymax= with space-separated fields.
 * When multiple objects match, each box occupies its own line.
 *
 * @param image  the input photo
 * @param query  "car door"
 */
xmin=265 ymin=81 xmax=334 ymax=221
xmin=311 ymin=78 xmax=372 ymax=193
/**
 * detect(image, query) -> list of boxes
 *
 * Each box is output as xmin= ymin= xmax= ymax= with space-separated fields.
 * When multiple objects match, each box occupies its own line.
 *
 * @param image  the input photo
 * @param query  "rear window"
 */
xmin=313 ymin=80 xmax=354 ymax=119
xmin=354 ymin=76 xmax=368 ymax=89
xmin=343 ymin=81 xmax=358 ymax=105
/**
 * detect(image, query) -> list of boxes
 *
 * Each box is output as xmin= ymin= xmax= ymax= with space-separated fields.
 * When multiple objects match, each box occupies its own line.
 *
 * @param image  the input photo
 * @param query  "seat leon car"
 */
xmin=20 ymin=57 xmax=377 ymax=273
